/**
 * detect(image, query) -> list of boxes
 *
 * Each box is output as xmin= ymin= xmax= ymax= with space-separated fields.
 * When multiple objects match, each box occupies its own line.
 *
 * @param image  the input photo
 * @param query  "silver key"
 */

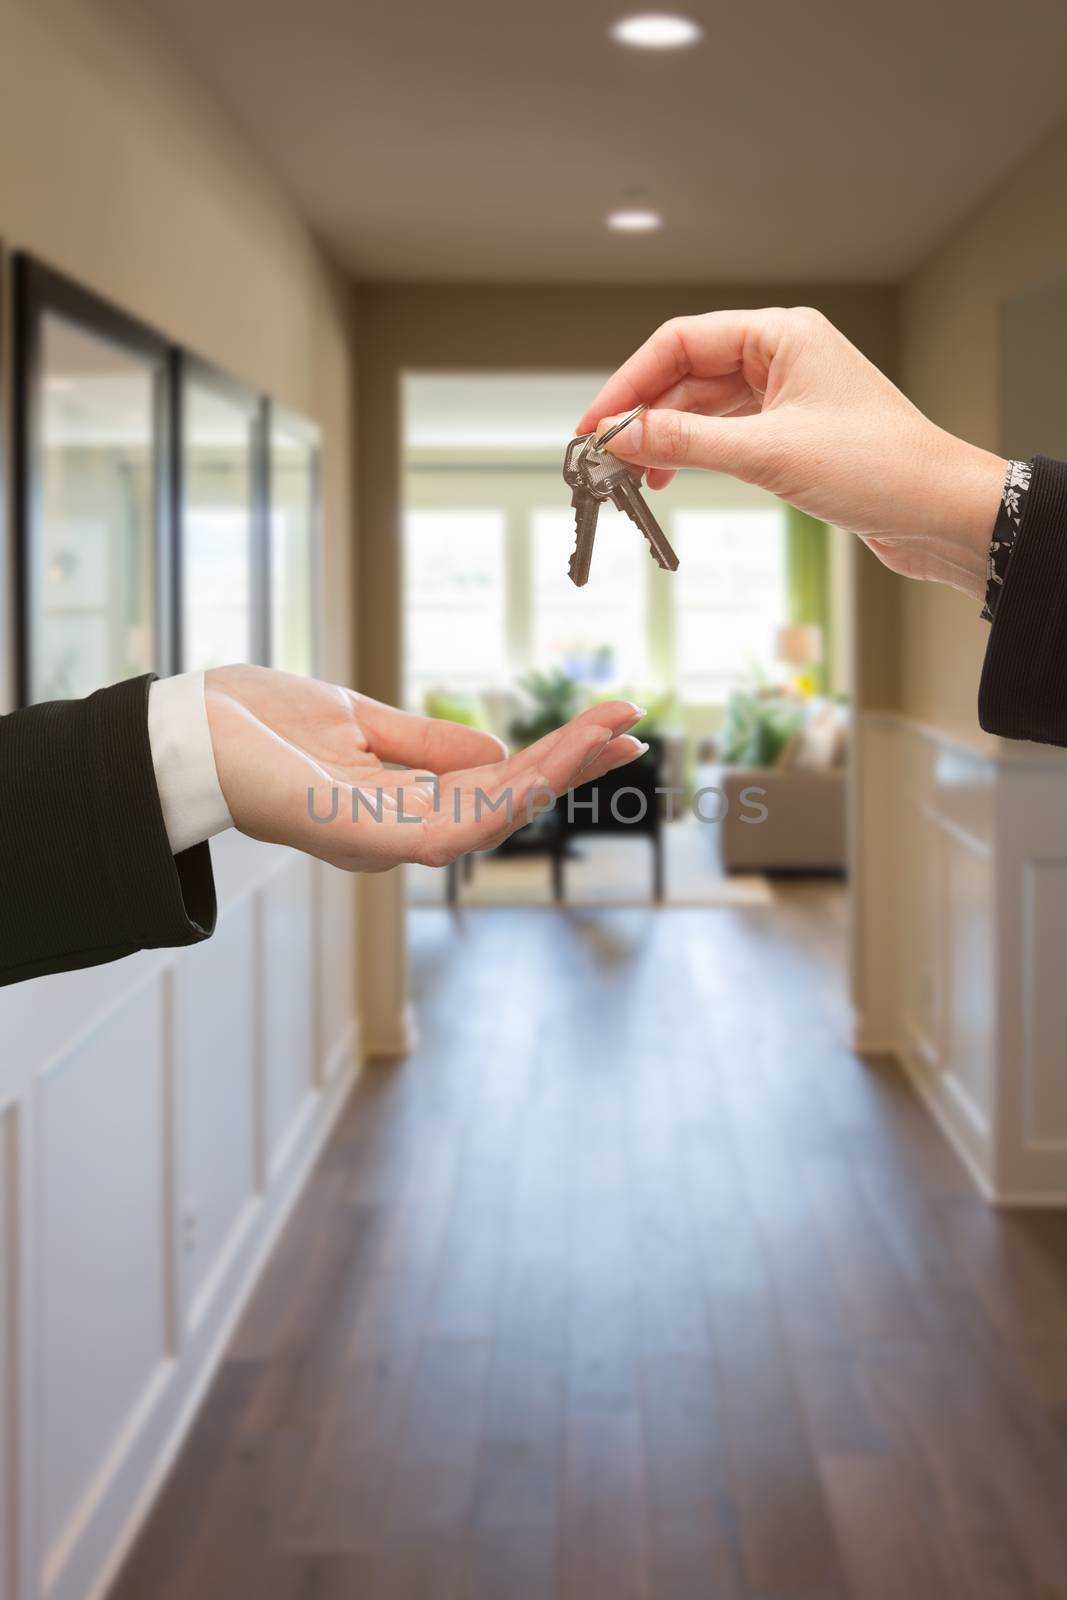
xmin=577 ymin=440 xmax=680 ymax=574
xmin=563 ymin=432 xmax=601 ymax=587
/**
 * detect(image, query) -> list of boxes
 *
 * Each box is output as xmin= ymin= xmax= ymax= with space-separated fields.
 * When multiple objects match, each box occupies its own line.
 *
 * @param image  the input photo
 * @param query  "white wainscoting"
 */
xmin=853 ymin=712 xmax=1067 ymax=1204
xmin=0 ymin=833 xmax=359 ymax=1600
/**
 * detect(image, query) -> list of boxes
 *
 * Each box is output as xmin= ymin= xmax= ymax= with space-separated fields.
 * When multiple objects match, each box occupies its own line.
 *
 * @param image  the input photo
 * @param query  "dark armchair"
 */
xmin=444 ymin=738 xmax=666 ymax=906
xmin=551 ymin=739 xmax=664 ymax=901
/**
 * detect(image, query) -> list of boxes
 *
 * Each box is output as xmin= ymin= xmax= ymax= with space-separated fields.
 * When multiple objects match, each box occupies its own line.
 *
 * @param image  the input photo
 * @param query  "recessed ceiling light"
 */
xmin=606 ymin=208 xmax=663 ymax=232
xmin=611 ymin=13 xmax=703 ymax=49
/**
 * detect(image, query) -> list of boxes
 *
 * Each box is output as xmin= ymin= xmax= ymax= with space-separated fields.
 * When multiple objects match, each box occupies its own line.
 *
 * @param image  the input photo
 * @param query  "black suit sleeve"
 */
xmin=0 ymin=673 xmax=216 ymax=988
xmin=979 ymin=455 xmax=1067 ymax=747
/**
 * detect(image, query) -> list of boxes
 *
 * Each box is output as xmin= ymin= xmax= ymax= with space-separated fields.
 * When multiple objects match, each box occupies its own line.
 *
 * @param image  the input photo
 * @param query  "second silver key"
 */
xmin=577 ymin=443 xmax=679 ymax=573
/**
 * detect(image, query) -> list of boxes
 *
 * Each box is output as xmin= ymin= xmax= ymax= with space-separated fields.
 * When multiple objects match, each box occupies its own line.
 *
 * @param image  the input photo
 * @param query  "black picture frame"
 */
xmin=0 ymin=243 xmax=10 ymax=715
xmin=265 ymin=401 xmax=322 ymax=675
xmin=174 ymin=351 xmax=269 ymax=672
xmin=13 ymin=254 xmax=175 ymax=707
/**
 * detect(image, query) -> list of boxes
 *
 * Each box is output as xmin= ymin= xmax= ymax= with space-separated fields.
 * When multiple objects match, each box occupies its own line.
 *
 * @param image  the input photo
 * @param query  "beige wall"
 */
xmin=0 ymin=0 xmax=357 ymax=709
xmin=900 ymin=111 xmax=1067 ymax=737
xmin=353 ymin=281 xmax=901 ymax=714
xmin=0 ymin=0 xmax=362 ymax=1045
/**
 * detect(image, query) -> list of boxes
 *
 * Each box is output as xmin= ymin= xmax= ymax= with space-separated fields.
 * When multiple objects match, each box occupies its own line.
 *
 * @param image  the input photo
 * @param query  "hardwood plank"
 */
xmin=820 ymin=1456 xmax=959 ymax=1600
xmin=457 ymin=1522 xmax=559 ymax=1600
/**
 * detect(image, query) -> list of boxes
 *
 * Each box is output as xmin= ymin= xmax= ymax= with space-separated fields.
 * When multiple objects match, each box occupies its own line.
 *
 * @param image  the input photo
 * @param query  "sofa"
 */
xmin=717 ymin=761 xmax=847 ymax=873
xmin=707 ymin=695 xmax=849 ymax=874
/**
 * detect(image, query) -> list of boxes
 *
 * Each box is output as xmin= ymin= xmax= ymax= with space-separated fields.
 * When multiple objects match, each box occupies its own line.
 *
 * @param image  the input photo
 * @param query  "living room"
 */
xmin=403 ymin=370 xmax=851 ymax=909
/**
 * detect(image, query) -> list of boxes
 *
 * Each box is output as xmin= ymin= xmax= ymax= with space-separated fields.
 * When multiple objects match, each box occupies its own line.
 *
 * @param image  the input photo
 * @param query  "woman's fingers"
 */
xmin=634 ymin=377 xmax=761 ymax=492
xmin=496 ymin=701 xmax=643 ymax=783
xmin=355 ymin=709 xmax=644 ymax=812
xmin=529 ymin=719 xmax=615 ymax=794
xmin=402 ymin=718 xmax=648 ymax=867
xmin=569 ymin=734 xmax=647 ymax=789
xmin=649 ymin=371 xmax=757 ymax=419
xmin=591 ymin=404 xmax=775 ymax=482
xmin=350 ymin=718 xmax=650 ymax=870
xmin=379 ymin=702 xmax=640 ymax=792
xmin=354 ymin=695 xmax=507 ymax=771
xmin=447 ymin=726 xmax=644 ymax=859
xmin=486 ymin=732 xmax=648 ymax=852
xmin=576 ymin=309 xmax=779 ymax=435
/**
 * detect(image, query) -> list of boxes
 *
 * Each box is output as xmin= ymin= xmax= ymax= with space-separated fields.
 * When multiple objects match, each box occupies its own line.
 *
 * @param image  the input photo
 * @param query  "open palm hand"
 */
xmin=204 ymin=665 xmax=646 ymax=872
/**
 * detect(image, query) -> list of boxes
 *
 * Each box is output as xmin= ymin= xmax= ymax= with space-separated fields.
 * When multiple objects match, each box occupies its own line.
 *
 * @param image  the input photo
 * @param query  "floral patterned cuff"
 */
xmin=981 ymin=459 xmax=1032 ymax=623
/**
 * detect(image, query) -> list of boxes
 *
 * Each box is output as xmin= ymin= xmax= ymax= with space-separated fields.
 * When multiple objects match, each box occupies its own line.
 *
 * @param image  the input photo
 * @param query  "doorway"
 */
xmin=400 ymin=371 xmax=852 ymax=913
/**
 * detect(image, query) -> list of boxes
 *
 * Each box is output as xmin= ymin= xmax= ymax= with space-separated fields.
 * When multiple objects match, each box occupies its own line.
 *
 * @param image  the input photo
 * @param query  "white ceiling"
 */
xmin=142 ymin=0 xmax=1067 ymax=284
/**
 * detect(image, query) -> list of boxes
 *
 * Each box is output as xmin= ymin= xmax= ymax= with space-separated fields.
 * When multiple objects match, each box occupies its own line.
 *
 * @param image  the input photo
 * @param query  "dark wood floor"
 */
xmin=111 ymin=886 xmax=1067 ymax=1600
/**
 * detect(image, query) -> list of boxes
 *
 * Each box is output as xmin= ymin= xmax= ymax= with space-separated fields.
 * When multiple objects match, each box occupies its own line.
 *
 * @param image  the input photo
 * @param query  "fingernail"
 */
xmin=580 ymin=731 xmax=612 ymax=770
xmin=634 ymin=740 xmax=650 ymax=756
xmin=599 ymin=415 xmax=644 ymax=456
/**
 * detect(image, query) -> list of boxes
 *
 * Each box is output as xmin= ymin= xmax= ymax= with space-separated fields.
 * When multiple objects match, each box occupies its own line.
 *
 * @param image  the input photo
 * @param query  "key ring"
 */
xmin=595 ymin=402 xmax=648 ymax=451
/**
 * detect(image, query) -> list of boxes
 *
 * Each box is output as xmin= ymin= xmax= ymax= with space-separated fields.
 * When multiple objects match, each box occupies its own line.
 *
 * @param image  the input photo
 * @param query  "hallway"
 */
xmin=111 ymin=889 xmax=1067 ymax=1600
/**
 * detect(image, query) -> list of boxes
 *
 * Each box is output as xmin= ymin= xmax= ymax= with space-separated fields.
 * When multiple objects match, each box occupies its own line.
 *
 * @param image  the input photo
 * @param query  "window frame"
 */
xmin=14 ymin=254 xmax=176 ymax=706
xmin=173 ymin=350 xmax=269 ymax=672
xmin=265 ymin=401 xmax=322 ymax=675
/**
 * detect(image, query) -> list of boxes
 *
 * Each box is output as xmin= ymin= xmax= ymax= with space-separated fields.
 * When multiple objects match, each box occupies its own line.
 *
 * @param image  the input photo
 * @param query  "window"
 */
xmin=269 ymin=408 xmax=320 ymax=676
xmin=180 ymin=364 xmax=263 ymax=671
xmin=531 ymin=506 xmax=647 ymax=684
xmin=16 ymin=259 xmax=173 ymax=705
xmin=405 ymin=509 xmax=507 ymax=703
xmin=673 ymin=508 xmax=788 ymax=701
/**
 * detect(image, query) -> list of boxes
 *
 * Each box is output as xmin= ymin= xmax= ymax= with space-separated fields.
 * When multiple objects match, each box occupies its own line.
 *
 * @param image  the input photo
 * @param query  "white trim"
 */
xmin=896 ymin=1043 xmax=997 ymax=1203
xmin=919 ymin=800 xmax=992 ymax=861
xmin=1021 ymin=858 xmax=1067 ymax=1153
xmin=856 ymin=711 xmax=1067 ymax=1207
xmin=363 ymin=1001 xmax=417 ymax=1059
xmin=864 ymin=709 xmax=1067 ymax=771
xmin=78 ymin=1045 xmax=359 ymax=1600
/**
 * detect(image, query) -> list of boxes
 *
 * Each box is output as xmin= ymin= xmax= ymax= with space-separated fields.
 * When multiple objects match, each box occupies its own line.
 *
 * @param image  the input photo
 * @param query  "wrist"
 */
xmin=203 ymin=679 xmax=252 ymax=837
xmin=922 ymin=428 xmax=1007 ymax=600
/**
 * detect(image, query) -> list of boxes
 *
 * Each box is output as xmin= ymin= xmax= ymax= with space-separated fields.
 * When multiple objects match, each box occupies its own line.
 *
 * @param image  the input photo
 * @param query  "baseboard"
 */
xmin=852 ymin=1016 xmax=1067 ymax=1208
xmin=895 ymin=1044 xmax=996 ymax=1204
xmin=850 ymin=1009 xmax=996 ymax=1201
xmin=84 ymin=1037 xmax=361 ymax=1600
xmin=363 ymin=1000 xmax=417 ymax=1058
xmin=850 ymin=1011 xmax=899 ymax=1056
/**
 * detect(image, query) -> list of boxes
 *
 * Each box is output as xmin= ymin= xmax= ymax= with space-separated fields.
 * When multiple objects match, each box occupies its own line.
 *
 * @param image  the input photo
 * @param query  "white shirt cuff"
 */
xmin=147 ymin=672 xmax=234 ymax=855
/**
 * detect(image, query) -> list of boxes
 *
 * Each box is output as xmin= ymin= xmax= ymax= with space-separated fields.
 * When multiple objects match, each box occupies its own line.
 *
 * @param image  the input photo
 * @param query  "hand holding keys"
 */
xmin=563 ymin=404 xmax=680 ymax=588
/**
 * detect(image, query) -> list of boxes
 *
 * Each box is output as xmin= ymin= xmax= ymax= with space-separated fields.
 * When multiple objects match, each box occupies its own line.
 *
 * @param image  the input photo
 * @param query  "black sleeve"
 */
xmin=0 ymin=674 xmax=216 ymax=987
xmin=979 ymin=455 xmax=1067 ymax=747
